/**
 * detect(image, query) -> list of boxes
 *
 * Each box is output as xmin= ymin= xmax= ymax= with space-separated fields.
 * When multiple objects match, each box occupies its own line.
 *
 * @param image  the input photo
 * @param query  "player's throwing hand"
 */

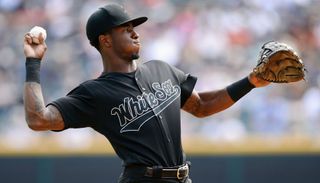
xmin=23 ymin=32 xmax=47 ymax=60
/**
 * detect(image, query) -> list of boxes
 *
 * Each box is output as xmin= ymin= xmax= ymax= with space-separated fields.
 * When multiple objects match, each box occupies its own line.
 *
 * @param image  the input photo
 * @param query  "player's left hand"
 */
xmin=248 ymin=72 xmax=271 ymax=88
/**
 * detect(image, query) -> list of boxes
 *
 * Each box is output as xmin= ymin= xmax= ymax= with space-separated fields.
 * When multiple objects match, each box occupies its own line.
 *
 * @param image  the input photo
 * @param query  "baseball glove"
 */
xmin=253 ymin=41 xmax=306 ymax=83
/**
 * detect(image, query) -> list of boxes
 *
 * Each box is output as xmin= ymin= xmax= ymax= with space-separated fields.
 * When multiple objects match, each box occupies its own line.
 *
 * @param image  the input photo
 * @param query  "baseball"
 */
xmin=29 ymin=26 xmax=47 ymax=44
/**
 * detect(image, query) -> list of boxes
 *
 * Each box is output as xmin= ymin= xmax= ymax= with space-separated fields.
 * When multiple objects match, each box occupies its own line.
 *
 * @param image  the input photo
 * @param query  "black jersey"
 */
xmin=48 ymin=60 xmax=197 ymax=167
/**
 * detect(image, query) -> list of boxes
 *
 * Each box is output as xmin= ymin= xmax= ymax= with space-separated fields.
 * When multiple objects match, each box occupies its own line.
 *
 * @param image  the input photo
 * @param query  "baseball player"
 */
xmin=23 ymin=3 xmax=270 ymax=183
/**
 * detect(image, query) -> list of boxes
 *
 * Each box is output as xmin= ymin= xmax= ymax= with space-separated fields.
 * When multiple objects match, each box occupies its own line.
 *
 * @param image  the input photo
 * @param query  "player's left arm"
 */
xmin=182 ymin=88 xmax=233 ymax=117
xmin=182 ymin=72 xmax=270 ymax=117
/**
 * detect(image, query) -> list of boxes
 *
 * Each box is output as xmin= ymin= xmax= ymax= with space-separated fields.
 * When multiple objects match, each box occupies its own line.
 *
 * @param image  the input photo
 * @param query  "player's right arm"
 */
xmin=23 ymin=33 xmax=65 ymax=131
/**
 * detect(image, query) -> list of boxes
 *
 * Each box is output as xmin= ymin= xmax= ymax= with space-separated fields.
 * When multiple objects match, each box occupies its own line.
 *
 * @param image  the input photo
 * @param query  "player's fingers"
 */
xmin=24 ymin=33 xmax=33 ymax=44
xmin=38 ymin=33 xmax=44 ymax=44
xmin=32 ymin=37 xmax=40 ymax=44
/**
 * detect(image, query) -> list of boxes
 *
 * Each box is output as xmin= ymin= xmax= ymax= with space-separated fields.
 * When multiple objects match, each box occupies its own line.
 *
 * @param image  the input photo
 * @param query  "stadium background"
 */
xmin=1 ymin=0 xmax=320 ymax=182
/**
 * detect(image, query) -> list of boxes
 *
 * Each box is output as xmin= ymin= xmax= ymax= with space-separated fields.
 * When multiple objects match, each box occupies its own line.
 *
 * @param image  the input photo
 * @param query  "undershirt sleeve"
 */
xmin=47 ymin=84 xmax=96 ymax=131
xmin=180 ymin=74 xmax=197 ymax=107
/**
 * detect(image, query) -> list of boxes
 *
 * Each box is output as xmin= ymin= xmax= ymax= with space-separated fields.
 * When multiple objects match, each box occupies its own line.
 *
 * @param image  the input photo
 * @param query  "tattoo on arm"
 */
xmin=29 ymin=83 xmax=45 ymax=113
xmin=44 ymin=105 xmax=64 ymax=129
xmin=24 ymin=82 xmax=64 ymax=130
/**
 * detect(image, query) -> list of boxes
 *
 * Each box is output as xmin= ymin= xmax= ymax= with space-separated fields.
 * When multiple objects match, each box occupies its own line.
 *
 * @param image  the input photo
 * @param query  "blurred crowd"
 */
xmin=1 ymin=0 xmax=320 ymax=150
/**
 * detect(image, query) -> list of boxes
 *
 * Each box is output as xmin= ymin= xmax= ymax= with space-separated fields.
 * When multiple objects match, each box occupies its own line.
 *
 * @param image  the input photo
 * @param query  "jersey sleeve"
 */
xmin=167 ymin=64 xmax=197 ymax=107
xmin=47 ymin=84 xmax=96 ymax=130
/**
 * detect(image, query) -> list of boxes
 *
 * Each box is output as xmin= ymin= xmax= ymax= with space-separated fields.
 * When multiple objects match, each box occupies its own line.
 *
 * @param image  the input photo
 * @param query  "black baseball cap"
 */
xmin=86 ymin=4 xmax=148 ymax=48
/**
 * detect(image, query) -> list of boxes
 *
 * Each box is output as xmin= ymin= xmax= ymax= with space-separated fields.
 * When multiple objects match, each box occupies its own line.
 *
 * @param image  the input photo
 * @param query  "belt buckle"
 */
xmin=176 ymin=164 xmax=189 ymax=180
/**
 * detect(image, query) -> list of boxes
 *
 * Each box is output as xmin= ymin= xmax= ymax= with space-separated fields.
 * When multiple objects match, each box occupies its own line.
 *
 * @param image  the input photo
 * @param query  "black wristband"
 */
xmin=26 ymin=57 xmax=41 ymax=83
xmin=226 ymin=77 xmax=255 ymax=102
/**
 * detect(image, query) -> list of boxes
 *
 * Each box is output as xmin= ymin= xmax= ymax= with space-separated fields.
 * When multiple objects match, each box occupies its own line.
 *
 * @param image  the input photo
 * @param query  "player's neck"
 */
xmin=102 ymin=57 xmax=137 ymax=74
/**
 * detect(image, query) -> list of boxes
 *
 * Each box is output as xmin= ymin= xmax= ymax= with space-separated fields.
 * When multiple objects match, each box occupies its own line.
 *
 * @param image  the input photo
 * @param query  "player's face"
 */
xmin=110 ymin=23 xmax=141 ymax=60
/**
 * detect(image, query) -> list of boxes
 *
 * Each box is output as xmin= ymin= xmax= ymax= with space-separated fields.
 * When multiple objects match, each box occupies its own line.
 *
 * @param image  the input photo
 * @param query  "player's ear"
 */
xmin=99 ymin=34 xmax=112 ymax=48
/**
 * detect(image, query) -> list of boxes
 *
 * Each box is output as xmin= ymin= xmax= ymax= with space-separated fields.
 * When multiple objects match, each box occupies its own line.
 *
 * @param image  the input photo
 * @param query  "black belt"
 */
xmin=144 ymin=163 xmax=190 ymax=180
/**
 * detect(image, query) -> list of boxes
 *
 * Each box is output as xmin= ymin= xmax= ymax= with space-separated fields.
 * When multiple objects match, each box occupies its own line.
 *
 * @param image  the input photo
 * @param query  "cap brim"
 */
xmin=120 ymin=17 xmax=148 ymax=27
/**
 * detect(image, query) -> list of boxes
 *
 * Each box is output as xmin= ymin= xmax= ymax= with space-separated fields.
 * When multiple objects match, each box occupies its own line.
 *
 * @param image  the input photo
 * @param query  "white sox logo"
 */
xmin=111 ymin=79 xmax=180 ymax=133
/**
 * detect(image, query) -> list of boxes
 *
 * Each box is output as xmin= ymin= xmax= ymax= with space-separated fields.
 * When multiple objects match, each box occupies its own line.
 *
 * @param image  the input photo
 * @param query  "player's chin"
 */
xmin=130 ymin=47 xmax=140 ymax=60
xmin=131 ymin=53 xmax=140 ymax=60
